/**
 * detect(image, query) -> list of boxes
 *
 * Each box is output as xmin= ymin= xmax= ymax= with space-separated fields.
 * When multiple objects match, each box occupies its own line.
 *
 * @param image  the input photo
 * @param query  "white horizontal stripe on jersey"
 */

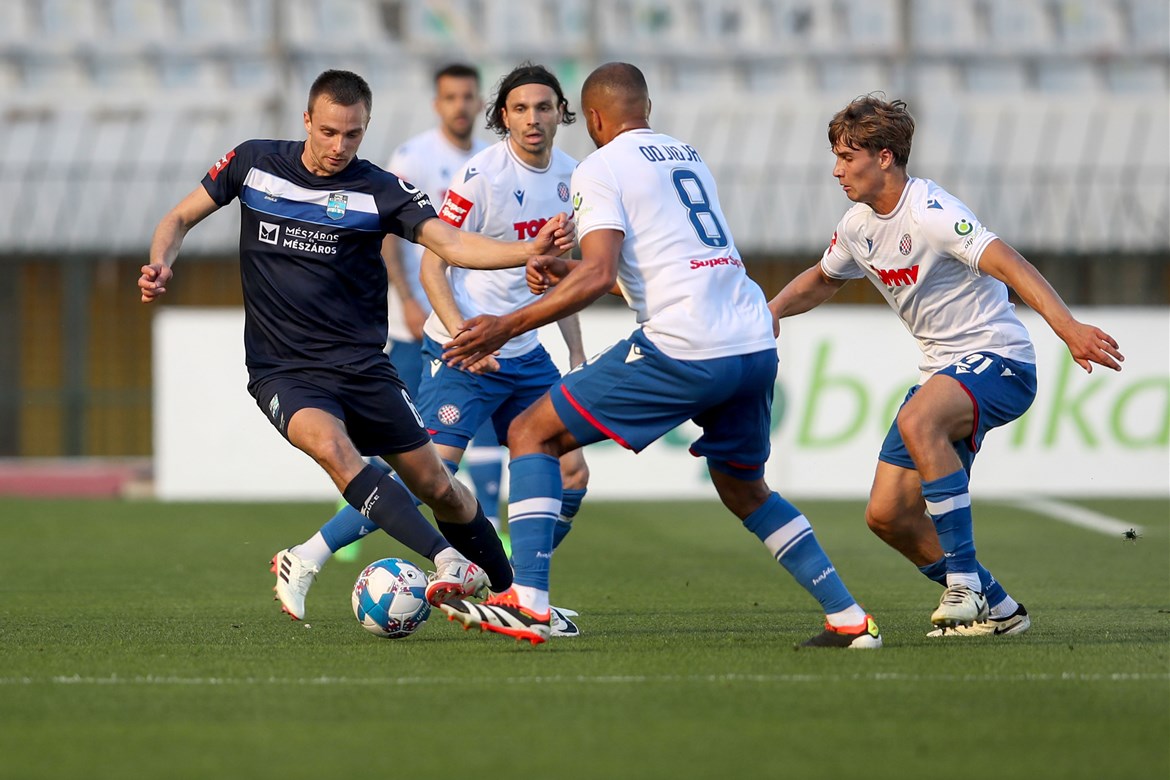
xmin=243 ymin=168 xmax=378 ymax=214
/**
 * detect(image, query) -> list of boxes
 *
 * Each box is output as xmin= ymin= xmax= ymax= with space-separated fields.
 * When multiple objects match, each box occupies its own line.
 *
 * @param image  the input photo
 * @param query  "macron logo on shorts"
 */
xmin=439 ymin=191 xmax=473 ymax=228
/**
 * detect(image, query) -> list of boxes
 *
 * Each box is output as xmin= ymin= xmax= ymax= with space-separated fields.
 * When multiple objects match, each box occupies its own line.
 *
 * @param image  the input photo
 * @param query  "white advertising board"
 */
xmin=154 ymin=306 xmax=1169 ymax=501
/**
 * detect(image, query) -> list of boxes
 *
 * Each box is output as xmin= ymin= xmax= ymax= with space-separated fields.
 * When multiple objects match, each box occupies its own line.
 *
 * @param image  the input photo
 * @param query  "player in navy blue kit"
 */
xmin=138 ymin=70 xmax=574 ymax=620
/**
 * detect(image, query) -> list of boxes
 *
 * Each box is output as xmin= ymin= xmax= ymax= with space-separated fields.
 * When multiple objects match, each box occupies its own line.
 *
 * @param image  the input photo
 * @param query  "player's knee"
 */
xmin=865 ymin=497 xmax=915 ymax=540
xmin=411 ymin=468 xmax=461 ymax=510
xmin=560 ymin=461 xmax=589 ymax=490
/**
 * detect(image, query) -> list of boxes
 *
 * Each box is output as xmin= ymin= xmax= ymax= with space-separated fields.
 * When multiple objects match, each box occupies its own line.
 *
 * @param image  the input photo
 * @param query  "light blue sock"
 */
xmin=742 ymin=492 xmax=859 ymax=615
xmin=466 ymin=450 xmax=503 ymax=521
xmin=553 ymin=487 xmax=587 ymax=550
xmin=922 ymin=469 xmax=977 ymax=575
xmin=506 ymin=453 xmax=561 ymax=591
xmin=319 ymin=504 xmax=379 ymax=552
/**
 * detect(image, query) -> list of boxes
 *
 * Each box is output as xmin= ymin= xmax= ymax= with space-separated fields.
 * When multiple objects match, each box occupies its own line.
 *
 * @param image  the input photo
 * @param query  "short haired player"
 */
xmin=768 ymin=95 xmax=1123 ymax=635
xmin=138 ymin=70 xmax=575 ymax=621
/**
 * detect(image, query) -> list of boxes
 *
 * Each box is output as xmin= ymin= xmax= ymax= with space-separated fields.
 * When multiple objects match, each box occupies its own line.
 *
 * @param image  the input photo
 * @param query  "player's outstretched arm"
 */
xmin=978 ymin=239 xmax=1124 ymax=373
xmin=415 ymin=212 xmax=575 ymax=270
xmin=768 ymin=265 xmax=847 ymax=321
xmin=442 ymin=229 xmax=621 ymax=369
xmin=419 ymin=247 xmax=498 ymax=374
xmin=139 ymin=186 xmax=220 ymax=303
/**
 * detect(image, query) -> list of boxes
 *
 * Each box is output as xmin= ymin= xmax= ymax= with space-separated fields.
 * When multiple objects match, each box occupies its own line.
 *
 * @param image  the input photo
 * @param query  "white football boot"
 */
xmin=928 ymin=603 xmax=1031 ymax=637
xmin=930 ymin=584 xmax=990 ymax=628
xmin=424 ymin=558 xmax=489 ymax=607
xmin=270 ymin=548 xmax=319 ymax=621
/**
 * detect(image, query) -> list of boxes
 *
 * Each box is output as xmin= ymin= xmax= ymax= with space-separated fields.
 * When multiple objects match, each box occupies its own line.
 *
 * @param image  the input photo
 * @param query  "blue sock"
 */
xmin=465 ymin=448 xmax=503 ymax=521
xmin=506 ymin=453 xmax=560 ymax=591
xmin=342 ymin=463 xmax=447 ymax=561
xmin=320 ymin=504 xmax=379 ymax=552
xmin=920 ymin=556 xmax=1008 ymax=605
xmin=553 ymin=487 xmax=587 ymax=550
xmin=922 ymin=469 xmax=977 ymax=575
xmin=742 ymin=492 xmax=858 ymax=615
xmin=917 ymin=558 xmax=948 ymax=585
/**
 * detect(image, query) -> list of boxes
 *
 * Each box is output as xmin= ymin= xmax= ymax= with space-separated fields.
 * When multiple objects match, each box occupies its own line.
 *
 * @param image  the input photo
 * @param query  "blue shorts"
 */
xmin=878 ymin=352 xmax=1037 ymax=473
xmin=551 ymin=329 xmax=778 ymax=480
xmin=415 ymin=336 xmax=561 ymax=449
xmin=250 ymin=361 xmax=431 ymax=457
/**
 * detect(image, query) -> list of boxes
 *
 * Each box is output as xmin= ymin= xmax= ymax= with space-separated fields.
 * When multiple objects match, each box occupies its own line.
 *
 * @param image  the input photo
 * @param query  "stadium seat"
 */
xmin=965 ymin=61 xmax=1029 ymax=94
xmin=984 ymin=0 xmax=1057 ymax=54
xmin=108 ymin=0 xmax=172 ymax=48
xmin=1036 ymin=60 xmax=1102 ymax=92
xmin=836 ymin=0 xmax=900 ymax=53
xmin=1055 ymin=0 xmax=1127 ymax=52
xmin=910 ymin=0 xmax=980 ymax=53
xmin=1124 ymin=0 xmax=1170 ymax=52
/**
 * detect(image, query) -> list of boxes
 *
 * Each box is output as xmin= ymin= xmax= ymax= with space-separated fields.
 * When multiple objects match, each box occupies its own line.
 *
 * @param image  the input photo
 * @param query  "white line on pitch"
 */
xmin=1010 ymin=497 xmax=1143 ymax=537
xmin=1 ymin=672 xmax=1167 ymax=687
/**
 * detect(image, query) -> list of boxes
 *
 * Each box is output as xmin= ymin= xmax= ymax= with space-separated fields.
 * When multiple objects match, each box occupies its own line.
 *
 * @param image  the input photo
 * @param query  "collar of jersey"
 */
xmin=504 ymin=139 xmax=554 ymax=174
xmin=870 ymin=176 xmax=919 ymax=221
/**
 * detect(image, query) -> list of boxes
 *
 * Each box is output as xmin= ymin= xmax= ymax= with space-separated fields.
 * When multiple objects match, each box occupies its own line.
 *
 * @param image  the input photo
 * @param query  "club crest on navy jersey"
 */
xmin=326 ymin=192 xmax=348 ymax=220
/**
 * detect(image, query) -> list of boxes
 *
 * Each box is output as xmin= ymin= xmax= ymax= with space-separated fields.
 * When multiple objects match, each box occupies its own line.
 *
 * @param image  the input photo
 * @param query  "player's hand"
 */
xmin=533 ymin=212 xmax=576 ymax=257
xmin=527 ymin=255 xmax=571 ymax=294
xmin=403 ymin=297 xmax=427 ymax=340
xmin=1061 ymin=321 xmax=1124 ymax=373
xmin=138 ymin=263 xmax=172 ymax=303
xmin=462 ymin=354 xmax=500 ymax=375
xmin=443 ymin=314 xmax=513 ymax=370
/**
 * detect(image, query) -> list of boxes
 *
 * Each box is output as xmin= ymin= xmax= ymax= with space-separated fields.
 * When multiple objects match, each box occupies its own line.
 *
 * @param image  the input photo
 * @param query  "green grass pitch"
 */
xmin=1 ymin=497 xmax=1166 ymax=780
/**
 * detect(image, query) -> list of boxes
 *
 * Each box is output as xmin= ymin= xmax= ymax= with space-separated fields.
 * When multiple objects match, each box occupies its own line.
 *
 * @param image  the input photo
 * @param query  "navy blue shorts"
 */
xmin=416 ymin=336 xmax=561 ymax=449
xmin=878 ymin=352 xmax=1038 ymax=473
xmin=250 ymin=361 xmax=431 ymax=457
xmin=551 ymin=329 xmax=778 ymax=480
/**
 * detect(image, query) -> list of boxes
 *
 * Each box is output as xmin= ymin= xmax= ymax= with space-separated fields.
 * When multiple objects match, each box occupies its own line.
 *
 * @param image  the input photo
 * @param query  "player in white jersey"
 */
xmin=438 ymin=62 xmax=881 ymax=649
xmin=417 ymin=63 xmax=590 ymax=637
xmin=769 ymin=95 xmax=1123 ymax=636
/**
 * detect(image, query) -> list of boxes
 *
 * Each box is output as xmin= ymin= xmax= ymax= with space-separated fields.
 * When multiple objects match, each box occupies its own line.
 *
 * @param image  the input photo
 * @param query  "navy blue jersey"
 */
xmin=201 ymin=139 xmax=437 ymax=383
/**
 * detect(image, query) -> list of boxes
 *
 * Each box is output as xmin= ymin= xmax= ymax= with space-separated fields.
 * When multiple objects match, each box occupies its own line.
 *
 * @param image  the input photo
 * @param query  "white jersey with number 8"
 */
xmin=570 ymin=128 xmax=775 ymax=360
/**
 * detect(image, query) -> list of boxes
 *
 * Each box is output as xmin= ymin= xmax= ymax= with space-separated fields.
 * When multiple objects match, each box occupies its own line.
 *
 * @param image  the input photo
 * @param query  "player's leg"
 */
xmin=709 ymin=469 xmax=880 ymax=648
xmin=867 ymin=459 xmax=1027 ymax=635
xmin=691 ymin=346 xmax=879 ymax=648
xmin=494 ymin=344 xmax=589 ymax=552
xmin=275 ymin=410 xmax=449 ymax=619
xmin=555 ymin=448 xmax=589 ymax=550
xmin=300 ymin=338 xmax=424 ymax=568
xmin=402 ymin=336 xmax=515 ymax=595
xmin=899 ymin=354 xmax=1037 ymax=629
xmin=894 ymin=374 xmax=988 ymax=627
xmin=465 ymin=422 xmax=505 ymax=531
xmin=385 ymin=441 xmax=511 ymax=600
xmin=439 ymin=394 xmax=578 ymax=644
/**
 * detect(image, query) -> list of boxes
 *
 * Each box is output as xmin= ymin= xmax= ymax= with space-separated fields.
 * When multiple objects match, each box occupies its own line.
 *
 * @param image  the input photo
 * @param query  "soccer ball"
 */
xmin=352 ymin=558 xmax=431 ymax=638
